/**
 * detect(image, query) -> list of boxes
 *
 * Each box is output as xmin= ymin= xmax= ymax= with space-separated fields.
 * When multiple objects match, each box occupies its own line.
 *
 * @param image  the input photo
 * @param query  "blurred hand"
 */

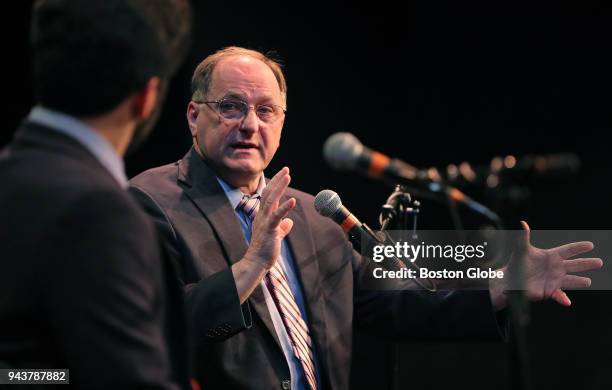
xmin=490 ymin=221 xmax=603 ymax=310
xmin=519 ymin=221 xmax=602 ymax=306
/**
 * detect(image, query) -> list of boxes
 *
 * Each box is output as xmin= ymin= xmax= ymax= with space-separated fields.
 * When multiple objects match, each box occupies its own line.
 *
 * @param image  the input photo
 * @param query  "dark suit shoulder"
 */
xmin=2 ymin=151 xmax=120 ymax=209
xmin=1 ymin=147 xmax=142 ymax=248
xmin=129 ymin=160 xmax=184 ymax=206
xmin=1 ymin=123 xmax=123 ymax=197
xmin=62 ymin=187 xmax=152 ymax=229
xmin=131 ymin=160 xmax=180 ymax=188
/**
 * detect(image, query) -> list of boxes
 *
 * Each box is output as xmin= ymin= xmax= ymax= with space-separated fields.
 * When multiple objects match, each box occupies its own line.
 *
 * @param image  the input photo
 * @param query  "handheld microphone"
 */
xmin=313 ymin=189 xmax=368 ymax=243
xmin=314 ymin=189 xmax=405 ymax=270
xmin=313 ymin=189 xmax=436 ymax=291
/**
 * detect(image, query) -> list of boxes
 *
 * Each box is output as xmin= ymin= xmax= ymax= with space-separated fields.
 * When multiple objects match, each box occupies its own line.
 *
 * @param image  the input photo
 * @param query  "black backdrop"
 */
xmin=3 ymin=1 xmax=612 ymax=389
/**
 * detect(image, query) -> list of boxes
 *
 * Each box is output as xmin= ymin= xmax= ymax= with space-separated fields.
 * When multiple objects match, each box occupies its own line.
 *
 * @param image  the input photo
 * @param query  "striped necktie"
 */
xmin=236 ymin=194 xmax=318 ymax=390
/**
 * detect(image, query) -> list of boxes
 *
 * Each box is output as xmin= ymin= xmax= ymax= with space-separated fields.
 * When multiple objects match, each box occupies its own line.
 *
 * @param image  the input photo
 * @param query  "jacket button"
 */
xmin=281 ymin=380 xmax=291 ymax=389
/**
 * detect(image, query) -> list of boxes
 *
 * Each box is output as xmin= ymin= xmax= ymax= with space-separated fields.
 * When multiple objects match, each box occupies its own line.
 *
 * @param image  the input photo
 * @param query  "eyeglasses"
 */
xmin=197 ymin=98 xmax=286 ymax=124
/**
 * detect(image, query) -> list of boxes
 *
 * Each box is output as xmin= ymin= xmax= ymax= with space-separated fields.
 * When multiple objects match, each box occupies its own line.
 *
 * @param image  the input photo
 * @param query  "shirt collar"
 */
xmin=216 ymin=173 xmax=266 ymax=210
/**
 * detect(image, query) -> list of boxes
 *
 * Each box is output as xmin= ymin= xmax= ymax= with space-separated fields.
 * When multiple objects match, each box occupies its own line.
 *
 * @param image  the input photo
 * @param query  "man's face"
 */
xmin=188 ymin=55 xmax=285 ymax=185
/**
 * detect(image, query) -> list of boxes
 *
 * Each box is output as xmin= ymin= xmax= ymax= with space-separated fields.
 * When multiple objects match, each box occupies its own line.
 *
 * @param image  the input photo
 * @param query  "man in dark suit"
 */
xmin=130 ymin=46 xmax=601 ymax=389
xmin=0 ymin=1 xmax=192 ymax=388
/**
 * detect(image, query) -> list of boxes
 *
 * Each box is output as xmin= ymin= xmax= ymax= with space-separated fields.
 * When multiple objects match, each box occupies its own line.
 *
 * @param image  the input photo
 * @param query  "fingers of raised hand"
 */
xmin=564 ymin=257 xmax=603 ymax=273
xmin=260 ymin=167 xmax=290 ymax=215
xmin=554 ymin=241 xmax=594 ymax=259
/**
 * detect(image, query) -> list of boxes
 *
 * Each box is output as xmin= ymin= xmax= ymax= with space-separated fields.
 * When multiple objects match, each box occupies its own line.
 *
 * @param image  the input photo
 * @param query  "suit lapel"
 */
xmin=177 ymin=148 xmax=282 ymax=350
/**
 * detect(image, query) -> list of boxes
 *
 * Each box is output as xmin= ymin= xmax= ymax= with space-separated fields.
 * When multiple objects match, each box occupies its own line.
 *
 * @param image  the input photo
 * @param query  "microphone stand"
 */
xmin=377 ymin=186 xmax=420 ymax=390
xmin=429 ymin=180 xmax=530 ymax=390
xmin=506 ymin=235 xmax=531 ymax=390
xmin=376 ymin=185 xmax=530 ymax=390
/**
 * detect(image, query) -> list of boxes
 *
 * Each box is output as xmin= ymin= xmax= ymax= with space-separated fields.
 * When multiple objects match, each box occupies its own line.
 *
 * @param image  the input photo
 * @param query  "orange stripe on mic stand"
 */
xmin=448 ymin=187 xmax=465 ymax=202
xmin=367 ymin=151 xmax=390 ymax=177
xmin=340 ymin=213 xmax=359 ymax=233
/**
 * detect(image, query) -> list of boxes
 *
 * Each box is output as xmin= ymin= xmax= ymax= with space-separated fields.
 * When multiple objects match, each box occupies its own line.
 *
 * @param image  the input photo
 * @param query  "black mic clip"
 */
xmin=347 ymin=221 xmax=384 ymax=250
xmin=374 ymin=186 xmax=437 ymax=291
xmin=379 ymin=185 xmax=420 ymax=237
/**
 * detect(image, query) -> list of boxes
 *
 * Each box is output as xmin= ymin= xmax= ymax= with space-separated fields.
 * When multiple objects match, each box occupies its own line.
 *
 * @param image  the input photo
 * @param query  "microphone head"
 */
xmin=314 ymin=189 xmax=343 ymax=217
xmin=323 ymin=132 xmax=364 ymax=170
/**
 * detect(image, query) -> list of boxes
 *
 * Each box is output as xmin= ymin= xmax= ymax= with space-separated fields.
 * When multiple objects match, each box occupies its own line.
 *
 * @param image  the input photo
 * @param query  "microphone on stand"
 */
xmin=323 ymin=132 xmax=422 ymax=183
xmin=313 ymin=189 xmax=435 ymax=291
xmin=313 ymin=188 xmax=376 ymax=246
xmin=323 ymin=132 xmax=501 ymax=225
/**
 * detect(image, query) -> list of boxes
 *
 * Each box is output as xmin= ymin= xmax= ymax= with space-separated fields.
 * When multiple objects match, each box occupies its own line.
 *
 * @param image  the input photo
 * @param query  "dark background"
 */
xmin=3 ymin=1 xmax=611 ymax=389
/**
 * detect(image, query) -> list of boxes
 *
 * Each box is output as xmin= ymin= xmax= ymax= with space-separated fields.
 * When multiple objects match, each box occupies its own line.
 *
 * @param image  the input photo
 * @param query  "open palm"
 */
xmin=520 ymin=221 xmax=603 ymax=306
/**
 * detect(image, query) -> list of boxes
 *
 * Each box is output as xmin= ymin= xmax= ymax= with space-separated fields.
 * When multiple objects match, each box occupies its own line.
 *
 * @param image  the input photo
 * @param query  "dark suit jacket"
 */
xmin=130 ymin=147 xmax=503 ymax=390
xmin=0 ymin=122 xmax=190 ymax=389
